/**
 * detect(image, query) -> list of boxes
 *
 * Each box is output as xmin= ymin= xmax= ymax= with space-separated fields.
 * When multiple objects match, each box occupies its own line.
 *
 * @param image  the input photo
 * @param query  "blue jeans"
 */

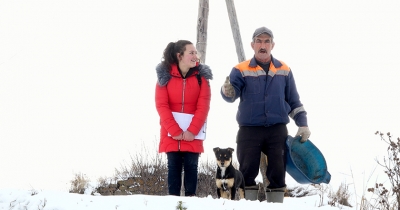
xmin=167 ymin=151 xmax=199 ymax=196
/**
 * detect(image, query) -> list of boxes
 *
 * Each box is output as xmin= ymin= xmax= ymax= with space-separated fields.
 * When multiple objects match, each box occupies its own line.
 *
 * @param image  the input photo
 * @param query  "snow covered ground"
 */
xmin=0 ymin=188 xmax=353 ymax=210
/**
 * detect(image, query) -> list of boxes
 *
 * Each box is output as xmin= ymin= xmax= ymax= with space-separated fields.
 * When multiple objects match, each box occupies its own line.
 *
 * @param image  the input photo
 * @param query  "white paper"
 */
xmin=168 ymin=112 xmax=207 ymax=140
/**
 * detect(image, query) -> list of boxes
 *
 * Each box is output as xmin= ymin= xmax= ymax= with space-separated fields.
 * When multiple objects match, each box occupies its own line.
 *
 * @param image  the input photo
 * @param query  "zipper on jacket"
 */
xmin=181 ymin=79 xmax=186 ymax=112
xmin=178 ymin=78 xmax=186 ymax=151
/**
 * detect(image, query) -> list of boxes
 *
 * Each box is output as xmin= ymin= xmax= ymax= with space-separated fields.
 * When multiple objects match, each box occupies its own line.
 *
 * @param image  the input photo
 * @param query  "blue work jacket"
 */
xmin=221 ymin=56 xmax=308 ymax=127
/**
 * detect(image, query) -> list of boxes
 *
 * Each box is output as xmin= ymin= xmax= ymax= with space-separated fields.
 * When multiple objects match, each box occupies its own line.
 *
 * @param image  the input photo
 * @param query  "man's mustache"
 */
xmin=258 ymin=48 xmax=267 ymax=53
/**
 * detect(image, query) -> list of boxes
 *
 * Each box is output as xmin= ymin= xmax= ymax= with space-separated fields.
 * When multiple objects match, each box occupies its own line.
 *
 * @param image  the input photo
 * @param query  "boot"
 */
xmin=244 ymin=185 xmax=259 ymax=201
xmin=265 ymin=187 xmax=285 ymax=203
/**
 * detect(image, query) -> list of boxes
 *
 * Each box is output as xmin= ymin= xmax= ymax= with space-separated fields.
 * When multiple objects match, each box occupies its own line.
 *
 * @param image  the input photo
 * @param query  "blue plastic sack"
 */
xmin=286 ymin=135 xmax=331 ymax=184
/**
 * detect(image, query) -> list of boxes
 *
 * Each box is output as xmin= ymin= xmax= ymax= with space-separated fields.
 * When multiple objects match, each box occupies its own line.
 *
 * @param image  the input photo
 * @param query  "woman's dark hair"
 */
xmin=161 ymin=40 xmax=193 ymax=71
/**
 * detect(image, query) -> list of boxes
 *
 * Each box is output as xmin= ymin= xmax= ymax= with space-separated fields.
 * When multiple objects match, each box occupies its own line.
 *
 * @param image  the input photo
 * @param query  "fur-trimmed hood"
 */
xmin=156 ymin=63 xmax=213 ymax=86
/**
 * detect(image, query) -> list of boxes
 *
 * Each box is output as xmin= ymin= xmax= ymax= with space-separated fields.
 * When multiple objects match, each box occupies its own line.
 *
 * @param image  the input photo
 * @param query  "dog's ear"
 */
xmin=213 ymin=147 xmax=220 ymax=152
xmin=227 ymin=147 xmax=234 ymax=153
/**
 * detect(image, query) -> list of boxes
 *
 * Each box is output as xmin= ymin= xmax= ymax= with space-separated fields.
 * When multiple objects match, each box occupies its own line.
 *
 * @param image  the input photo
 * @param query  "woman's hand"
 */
xmin=172 ymin=132 xmax=183 ymax=140
xmin=182 ymin=131 xmax=195 ymax=141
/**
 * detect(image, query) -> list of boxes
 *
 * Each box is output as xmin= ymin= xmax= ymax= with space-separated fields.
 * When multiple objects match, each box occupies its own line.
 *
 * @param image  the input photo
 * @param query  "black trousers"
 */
xmin=236 ymin=124 xmax=288 ymax=189
xmin=167 ymin=152 xmax=199 ymax=196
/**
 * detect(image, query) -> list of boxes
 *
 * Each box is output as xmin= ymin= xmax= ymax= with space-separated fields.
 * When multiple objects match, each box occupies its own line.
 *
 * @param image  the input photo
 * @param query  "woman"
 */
xmin=155 ymin=40 xmax=212 ymax=196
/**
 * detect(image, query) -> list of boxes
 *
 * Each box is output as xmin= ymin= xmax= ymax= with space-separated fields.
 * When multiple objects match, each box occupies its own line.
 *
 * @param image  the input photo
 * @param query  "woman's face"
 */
xmin=177 ymin=44 xmax=198 ymax=70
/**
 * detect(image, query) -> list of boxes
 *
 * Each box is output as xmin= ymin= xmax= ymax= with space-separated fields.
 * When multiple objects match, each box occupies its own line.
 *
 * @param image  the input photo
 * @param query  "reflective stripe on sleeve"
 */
xmin=289 ymin=106 xmax=306 ymax=119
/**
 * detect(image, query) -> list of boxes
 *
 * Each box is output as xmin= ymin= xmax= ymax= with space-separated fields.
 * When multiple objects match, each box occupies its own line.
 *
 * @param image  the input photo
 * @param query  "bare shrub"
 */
xmin=365 ymin=131 xmax=400 ymax=209
xmin=86 ymin=140 xmax=320 ymax=198
xmin=287 ymin=184 xmax=319 ymax=198
xmin=360 ymin=183 xmax=398 ymax=210
xmin=114 ymin=145 xmax=168 ymax=195
xmin=365 ymin=183 xmax=397 ymax=209
xmin=328 ymin=182 xmax=352 ymax=208
xmin=69 ymin=172 xmax=90 ymax=194
xmin=111 ymin=140 xmax=218 ymax=197
xmin=314 ymin=184 xmax=329 ymax=207
xmin=97 ymin=176 xmax=116 ymax=188
xmin=30 ymin=188 xmax=39 ymax=196
xmin=197 ymin=157 xmax=217 ymax=198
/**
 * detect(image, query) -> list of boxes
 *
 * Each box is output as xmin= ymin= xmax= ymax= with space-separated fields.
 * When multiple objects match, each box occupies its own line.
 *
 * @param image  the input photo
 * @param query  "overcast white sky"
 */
xmin=1 ymin=0 xmax=400 ymax=192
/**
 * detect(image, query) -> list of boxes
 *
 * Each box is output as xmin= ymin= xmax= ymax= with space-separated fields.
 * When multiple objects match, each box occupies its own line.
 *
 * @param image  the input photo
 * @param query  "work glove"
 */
xmin=295 ymin=127 xmax=311 ymax=143
xmin=222 ymin=76 xmax=235 ymax=97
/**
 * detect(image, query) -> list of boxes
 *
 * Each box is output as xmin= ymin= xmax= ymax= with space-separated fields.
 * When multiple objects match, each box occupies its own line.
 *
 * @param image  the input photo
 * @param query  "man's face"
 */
xmin=251 ymin=33 xmax=275 ymax=63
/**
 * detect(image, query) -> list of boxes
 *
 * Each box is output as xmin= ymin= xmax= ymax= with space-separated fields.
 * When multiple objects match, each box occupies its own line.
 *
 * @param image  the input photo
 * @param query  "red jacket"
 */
xmin=155 ymin=63 xmax=212 ymax=153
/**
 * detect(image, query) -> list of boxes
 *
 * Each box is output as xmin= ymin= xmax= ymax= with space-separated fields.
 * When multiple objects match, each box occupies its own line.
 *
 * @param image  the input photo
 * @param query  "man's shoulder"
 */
xmin=234 ymin=59 xmax=251 ymax=67
xmin=234 ymin=59 xmax=262 ymax=71
xmin=271 ymin=56 xmax=291 ymax=69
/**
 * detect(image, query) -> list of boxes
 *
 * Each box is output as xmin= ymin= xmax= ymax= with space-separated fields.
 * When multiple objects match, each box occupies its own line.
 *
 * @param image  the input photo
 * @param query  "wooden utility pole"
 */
xmin=196 ymin=0 xmax=209 ymax=64
xmin=180 ymin=0 xmax=209 ymax=197
xmin=225 ymin=0 xmax=246 ymax=62
xmin=194 ymin=0 xmax=268 ymax=199
xmin=225 ymin=0 xmax=269 ymax=198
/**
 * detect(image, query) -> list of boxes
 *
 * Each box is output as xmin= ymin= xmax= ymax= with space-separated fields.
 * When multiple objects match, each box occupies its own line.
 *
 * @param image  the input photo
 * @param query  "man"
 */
xmin=220 ymin=26 xmax=311 ymax=202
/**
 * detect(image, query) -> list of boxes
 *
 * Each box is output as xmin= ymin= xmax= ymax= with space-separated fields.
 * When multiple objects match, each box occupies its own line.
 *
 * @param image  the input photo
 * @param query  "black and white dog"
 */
xmin=213 ymin=147 xmax=245 ymax=200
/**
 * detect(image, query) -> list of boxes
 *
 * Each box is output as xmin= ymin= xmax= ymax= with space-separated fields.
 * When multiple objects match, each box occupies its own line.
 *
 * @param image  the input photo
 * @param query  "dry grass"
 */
xmin=68 ymin=132 xmax=400 ymax=209
xmin=69 ymin=172 xmax=90 ymax=194
xmin=69 ymin=151 xmax=331 ymax=201
xmin=327 ymin=182 xmax=352 ymax=208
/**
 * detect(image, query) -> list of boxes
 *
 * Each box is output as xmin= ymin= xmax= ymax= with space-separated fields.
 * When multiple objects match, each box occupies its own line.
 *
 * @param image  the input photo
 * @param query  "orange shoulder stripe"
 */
xmin=270 ymin=60 xmax=290 ymax=73
xmin=235 ymin=60 xmax=263 ymax=72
